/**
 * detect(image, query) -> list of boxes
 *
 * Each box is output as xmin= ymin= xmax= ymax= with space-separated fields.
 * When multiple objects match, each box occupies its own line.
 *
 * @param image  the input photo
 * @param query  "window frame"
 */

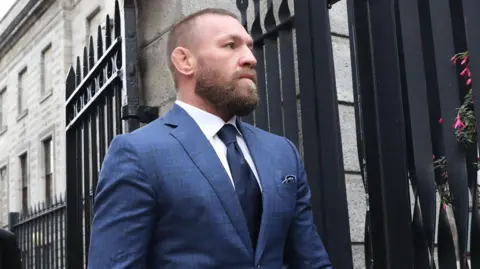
xmin=42 ymin=137 xmax=54 ymax=204
xmin=40 ymin=43 xmax=53 ymax=97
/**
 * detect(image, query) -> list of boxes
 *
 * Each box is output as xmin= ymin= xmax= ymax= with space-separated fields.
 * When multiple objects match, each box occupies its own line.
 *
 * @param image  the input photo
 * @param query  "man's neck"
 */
xmin=176 ymin=94 xmax=232 ymax=122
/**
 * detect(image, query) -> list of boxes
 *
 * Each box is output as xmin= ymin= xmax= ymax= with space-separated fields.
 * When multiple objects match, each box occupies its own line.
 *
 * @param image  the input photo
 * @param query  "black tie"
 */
xmin=217 ymin=124 xmax=262 ymax=250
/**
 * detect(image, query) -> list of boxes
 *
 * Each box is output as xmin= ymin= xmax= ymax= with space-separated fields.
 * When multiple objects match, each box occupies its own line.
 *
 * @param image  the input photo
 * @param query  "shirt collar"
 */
xmin=175 ymin=100 xmax=241 ymax=140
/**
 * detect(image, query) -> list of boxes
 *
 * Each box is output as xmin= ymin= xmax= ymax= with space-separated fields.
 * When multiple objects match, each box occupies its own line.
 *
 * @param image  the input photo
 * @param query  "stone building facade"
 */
xmin=0 ymin=0 xmax=365 ymax=267
xmin=0 ymin=0 xmax=114 ymax=226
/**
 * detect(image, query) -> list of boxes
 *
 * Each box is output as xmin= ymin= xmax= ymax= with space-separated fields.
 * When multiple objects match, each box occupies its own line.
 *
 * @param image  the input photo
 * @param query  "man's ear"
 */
xmin=171 ymin=47 xmax=196 ymax=76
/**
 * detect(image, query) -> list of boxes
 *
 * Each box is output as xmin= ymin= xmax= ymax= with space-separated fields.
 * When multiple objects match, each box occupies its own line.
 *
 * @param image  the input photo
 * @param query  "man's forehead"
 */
xmin=196 ymin=14 xmax=245 ymax=34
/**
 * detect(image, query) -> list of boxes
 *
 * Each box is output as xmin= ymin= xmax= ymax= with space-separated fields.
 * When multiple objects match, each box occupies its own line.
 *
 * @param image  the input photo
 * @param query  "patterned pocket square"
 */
xmin=282 ymin=175 xmax=297 ymax=184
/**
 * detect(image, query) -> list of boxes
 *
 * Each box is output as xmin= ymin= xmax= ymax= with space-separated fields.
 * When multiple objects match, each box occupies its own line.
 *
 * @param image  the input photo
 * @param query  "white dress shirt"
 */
xmin=175 ymin=100 xmax=261 ymax=191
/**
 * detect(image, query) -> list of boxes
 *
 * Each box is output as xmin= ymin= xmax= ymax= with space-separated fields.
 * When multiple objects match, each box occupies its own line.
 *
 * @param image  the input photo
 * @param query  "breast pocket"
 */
xmin=272 ymin=174 xmax=297 ymax=219
xmin=275 ymin=174 xmax=298 ymax=198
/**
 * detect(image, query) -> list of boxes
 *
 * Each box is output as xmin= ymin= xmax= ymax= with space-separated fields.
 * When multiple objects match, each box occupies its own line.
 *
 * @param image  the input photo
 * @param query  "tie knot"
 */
xmin=218 ymin=124 xmax=238 ymax=145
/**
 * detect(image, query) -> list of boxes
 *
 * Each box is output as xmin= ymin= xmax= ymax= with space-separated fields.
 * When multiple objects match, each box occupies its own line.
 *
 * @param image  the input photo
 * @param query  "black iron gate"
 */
xmin=348 ymin=0 xmax=480 ymax=268
xmin=64 ymin=0 xmax=157 ymax=267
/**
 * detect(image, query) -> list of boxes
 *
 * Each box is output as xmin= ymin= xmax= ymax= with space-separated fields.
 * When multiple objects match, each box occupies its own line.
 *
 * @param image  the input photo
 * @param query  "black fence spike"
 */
xmin=236 ymin=0 xmax=248 ymax=30
xmin=278 ymin=0 xmax=291 ymax=23
xmin=65 ymin=66 xmax=76 ymax=101
xmin=250 ymin=0 xmax=263 ymax=42
xmin=105 ymin=14 xmax=112 ymax=48
xmin=83 ymin=46 xmax=88 ymax=79
xmin=76 ymin=56 xmax=82 ymax=87
xmin=89 ymin=36 xmax=95 ymax=70
xmin=114 ymin=0 xmax=121 ymax=38
xmin=263 ymin=0 xmax=276 ymax=32
xmin=97 ymin=25 xmax=104 ymax=59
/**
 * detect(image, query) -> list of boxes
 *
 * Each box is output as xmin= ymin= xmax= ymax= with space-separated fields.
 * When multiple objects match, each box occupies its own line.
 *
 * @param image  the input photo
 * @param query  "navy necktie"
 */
xmin=217 ymin=124 xmax=262 ymax=250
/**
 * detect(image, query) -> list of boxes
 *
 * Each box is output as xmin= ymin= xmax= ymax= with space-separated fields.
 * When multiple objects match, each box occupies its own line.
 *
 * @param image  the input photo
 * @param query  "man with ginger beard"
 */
xmin=88 ymin=8 xmax=332 ymax=269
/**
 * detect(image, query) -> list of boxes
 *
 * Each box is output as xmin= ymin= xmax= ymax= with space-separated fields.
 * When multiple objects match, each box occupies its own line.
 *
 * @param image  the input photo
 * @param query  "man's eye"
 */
xmin=226 ymin=42 xmax=235 ymax=49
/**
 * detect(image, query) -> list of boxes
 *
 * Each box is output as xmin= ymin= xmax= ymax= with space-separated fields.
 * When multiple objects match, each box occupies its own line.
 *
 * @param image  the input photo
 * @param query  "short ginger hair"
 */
xmin=166 ymin=8 xmax=239 ymax=86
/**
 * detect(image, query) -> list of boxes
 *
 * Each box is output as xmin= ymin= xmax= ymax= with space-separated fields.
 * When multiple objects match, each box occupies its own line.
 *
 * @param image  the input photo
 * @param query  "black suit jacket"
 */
xmin=0 ymin=228 xmax=22 ymax=269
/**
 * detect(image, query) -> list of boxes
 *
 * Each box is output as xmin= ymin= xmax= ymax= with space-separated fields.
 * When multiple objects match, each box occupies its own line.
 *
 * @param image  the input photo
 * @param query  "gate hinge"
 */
xmin=121 ymin=104 xmax=159 ymax=124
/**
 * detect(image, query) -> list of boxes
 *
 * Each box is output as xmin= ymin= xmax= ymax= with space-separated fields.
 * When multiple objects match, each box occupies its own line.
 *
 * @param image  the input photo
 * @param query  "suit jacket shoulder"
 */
xmin=113 ymin=117 xmax=178 ymax=152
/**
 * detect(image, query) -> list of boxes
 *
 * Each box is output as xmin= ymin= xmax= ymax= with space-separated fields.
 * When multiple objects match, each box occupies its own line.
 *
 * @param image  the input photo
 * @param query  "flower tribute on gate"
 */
xmin=433 ymin=51 xmax=479 ymax=207
xmin=451 ymin=51 xmax=475 ymax=145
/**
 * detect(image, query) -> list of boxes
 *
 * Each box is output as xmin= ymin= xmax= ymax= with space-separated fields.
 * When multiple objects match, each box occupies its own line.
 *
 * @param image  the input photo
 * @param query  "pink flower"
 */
xmin=453 ymin=114 xmax=465 ymax=129
xmin=466 ymin=78 xmax=472 ymax=85
xmin=461 ymin=56 xmax=468 ymax=65
xmin=438 ymin=118 xmax=443 ymax=124
xmin=451 ymin=56 xmax=457 ymax=64
xmin=461 ymin=66 xmax=469 ymax=77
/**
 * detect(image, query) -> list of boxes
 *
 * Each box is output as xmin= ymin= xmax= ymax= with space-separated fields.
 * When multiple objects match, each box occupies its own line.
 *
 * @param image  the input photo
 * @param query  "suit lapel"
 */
xmin=164 ymin=105 xmax=254 ymax=257
xmin=237 ymin=120 xmax=276 ymax=262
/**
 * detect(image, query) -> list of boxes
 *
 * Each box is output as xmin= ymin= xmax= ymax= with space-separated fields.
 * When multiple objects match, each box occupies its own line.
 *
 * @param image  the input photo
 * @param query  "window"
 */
xmin=41 ymin=44 xmax=53 ymax=96
xmin=18 ymin=68 xmax=27 ymax=114
xmin=43 ymin=138 xmax=53 ymax=204
xmin=20 ymin=153 xmax=28 ymax=213
xmin=0 ymin=166 xmax=7 ymax=225
xmin=86 ymin=8 xmax=102 ymax=42
xmin=0 ymin=88 xmax=5 ymax=128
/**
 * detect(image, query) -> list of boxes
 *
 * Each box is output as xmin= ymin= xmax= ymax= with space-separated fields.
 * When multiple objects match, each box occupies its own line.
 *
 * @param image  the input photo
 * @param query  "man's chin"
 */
xmin=236 ymin=79 xmax=257 ymax=90
xmin=232 ymin=101 xmax=258 ymax=117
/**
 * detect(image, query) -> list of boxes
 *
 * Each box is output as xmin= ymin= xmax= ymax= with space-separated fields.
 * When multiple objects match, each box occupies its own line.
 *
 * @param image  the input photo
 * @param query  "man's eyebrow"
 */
xmin=219 ymin=34 xmax=242 ymax=40
xmin=220 ymin=34 xmax=254 ymax=45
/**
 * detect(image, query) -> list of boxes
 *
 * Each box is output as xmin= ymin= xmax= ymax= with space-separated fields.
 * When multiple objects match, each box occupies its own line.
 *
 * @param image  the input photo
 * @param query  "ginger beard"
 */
xmin=194 ymin=57 xmax=259 ymax=118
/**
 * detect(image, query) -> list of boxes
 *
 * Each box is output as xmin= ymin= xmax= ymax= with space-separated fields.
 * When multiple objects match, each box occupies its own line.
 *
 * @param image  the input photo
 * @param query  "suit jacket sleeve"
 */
xmin=4 ymin=231 xmax=22 ymax=269
xmin=88 ymin=135 xmax=157 ymax=269
xmin=283 ymin=139 xmax=333 ymax=269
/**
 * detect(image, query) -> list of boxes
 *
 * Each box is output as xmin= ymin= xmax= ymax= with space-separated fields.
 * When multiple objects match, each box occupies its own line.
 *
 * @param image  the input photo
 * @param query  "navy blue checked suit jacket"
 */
xmin=87 ymin=104 xmax=332 ymax=269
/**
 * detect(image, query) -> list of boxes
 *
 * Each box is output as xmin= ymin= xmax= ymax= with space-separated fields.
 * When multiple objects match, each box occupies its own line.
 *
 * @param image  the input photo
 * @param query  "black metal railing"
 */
xmin=9 ymin=197 xmax=66 ymax=269
xmin=64 ymin=0 xmax=156 ymax=268
xmin=348 ymin=0 xmax=480 ymax=267
xmin=64 ymin=0 xmax=122 ymax=265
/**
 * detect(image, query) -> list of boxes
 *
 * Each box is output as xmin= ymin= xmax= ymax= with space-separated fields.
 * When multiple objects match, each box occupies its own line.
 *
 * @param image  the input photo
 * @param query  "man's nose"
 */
xmin=239 ymin=48 xmax=257 ymax=68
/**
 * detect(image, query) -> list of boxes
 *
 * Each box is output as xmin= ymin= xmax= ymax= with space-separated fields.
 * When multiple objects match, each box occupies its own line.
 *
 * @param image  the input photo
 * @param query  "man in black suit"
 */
xmin=0 ymin=228 xmax=22 ymax=269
